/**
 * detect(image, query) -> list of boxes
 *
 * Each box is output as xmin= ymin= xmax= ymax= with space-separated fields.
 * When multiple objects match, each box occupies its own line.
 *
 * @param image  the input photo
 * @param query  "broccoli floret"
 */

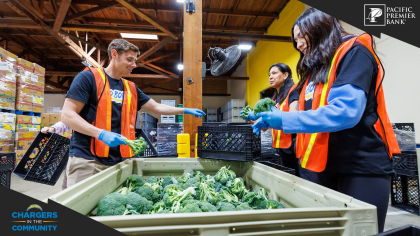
xmin=182 ymin=176 xmax=201 ymax=190
xmin=156 ymin=209 xmax=172 ymax=214
xmin=163 ymin=186 xmax=197 ymax=212
xmin=216 ymin=202 xmax=236 ymax=212
xmin=227 ymin=178 xmax=248 ymax=198
xmin=160 ymin=175 xmax=178 ymax=188
xmin=241 ymin=105 xmax=253 ymax=120
xmin=151 ymin=201 xmax=167 ymax=214
xmin=242 ymin=191 xmax=258 ymax=203
xmin=144 ymin=182 xmax=163 ymax=195
xmin=178 ymin=172 xmax=193 ymax=184
xmin=267 ymin=199 xmax=284 ymax=209
xmin=214 ymin=166 xmax=236 ymax=185
xmin=122 ymin=137 xmax=147 ymax=156
xmin=181 ymin=199 xmax=200 ymax=208
xmin=194 ymin=171 xmax=206 ymax=180
xmin=198 ymin=182 xmax=220 ymax=205
xmin=236 ymin=202 xmax=254 ymax=211
xmin=125 ymin=192 xmax=153 ymax=214
xmin=136 ymin=185 xmax=160 ymax=203
xmin=184 ymin=204 xmax=202 ymax=213
xmin=146 ymin=176 xmax=158 ymax=184
xmin=248 ymin=188 xmax=269 ymax=209
xmin=125 ymin=174 xmax=145 ymax=189
xmin=219 ymin=187 xmax=239 ymax=204
xmin=254 ymin=98 xmax=276 ymax=116
xmin=97 ymin=192 xmax=127 ymax=216
xmin=198 ymin=201 xmax=217 ymax=212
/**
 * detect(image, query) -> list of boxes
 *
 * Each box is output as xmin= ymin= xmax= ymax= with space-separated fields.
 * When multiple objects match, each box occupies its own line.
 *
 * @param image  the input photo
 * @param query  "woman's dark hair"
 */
xmin=269 ymin=63 xmax=294 ymax=105
xmin=292 ymin=8 xmax=348 ymax=94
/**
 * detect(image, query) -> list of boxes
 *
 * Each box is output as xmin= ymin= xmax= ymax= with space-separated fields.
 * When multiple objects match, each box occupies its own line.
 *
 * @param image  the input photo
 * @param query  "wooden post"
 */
xmin=183 ymin=0 xmax=202 ymax=157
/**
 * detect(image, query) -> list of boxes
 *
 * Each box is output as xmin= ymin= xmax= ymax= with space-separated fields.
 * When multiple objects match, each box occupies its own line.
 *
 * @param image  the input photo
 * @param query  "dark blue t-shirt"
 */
xmin=66 ymin=70 xmax=151 ymax=165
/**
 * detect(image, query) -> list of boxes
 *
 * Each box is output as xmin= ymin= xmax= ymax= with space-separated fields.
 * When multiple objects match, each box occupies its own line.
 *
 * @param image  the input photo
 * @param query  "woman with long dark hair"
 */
xmin=242 ymin=63 xmax=299 ymax=172
xmin=253 ymin=8 xmax=400 ymax=232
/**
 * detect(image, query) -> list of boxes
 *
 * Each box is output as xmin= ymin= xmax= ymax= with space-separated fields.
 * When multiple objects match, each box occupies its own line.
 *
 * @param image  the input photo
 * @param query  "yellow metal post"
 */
xmin=177 ymin=134 xmax=190 ymax=158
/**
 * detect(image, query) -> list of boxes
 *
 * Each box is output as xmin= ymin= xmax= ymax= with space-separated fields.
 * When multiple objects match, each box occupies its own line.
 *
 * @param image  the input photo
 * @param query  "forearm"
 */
xmin=282 ymin=84 xmax=367 ymax=134
xmin=61 ymin=109 xmax=102 ymax=138
xmin=154 ymin=104 xmax=184 ymax=115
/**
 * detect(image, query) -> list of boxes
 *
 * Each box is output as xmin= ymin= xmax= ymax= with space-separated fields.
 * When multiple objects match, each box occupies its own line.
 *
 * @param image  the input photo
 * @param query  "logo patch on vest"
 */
xmin=110 ymin=89 xmax=123 ymax=104
xmin=305 ymin=82 xmax=315 ymax=101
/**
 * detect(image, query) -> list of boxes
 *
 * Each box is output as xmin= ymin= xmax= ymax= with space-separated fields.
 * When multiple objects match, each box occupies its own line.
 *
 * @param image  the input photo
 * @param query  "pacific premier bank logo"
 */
xmin=365 ymin=4 xmax=386 ymax=26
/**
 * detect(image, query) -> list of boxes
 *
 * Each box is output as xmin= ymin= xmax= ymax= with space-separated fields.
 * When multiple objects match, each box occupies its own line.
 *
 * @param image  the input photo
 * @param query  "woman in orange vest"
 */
xmin=253 ymin=9 xmax=400 ymax=232
xmin=242 ymin=63 xmax=300 ymax=174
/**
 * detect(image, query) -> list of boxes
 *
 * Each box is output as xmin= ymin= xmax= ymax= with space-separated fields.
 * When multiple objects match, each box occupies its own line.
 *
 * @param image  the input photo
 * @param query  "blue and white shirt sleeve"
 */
xmin=282 ymin=84 xmax=367 ymax=134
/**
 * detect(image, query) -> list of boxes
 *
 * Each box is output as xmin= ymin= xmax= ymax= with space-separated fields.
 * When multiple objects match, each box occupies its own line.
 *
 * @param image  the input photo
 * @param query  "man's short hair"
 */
xmin=108 ymin=39 xmax=140 ymax=60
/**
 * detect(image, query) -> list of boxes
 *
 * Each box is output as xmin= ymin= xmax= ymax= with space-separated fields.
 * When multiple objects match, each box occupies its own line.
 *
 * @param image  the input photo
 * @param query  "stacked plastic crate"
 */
xmin=157 ymin=123 xmax=183 ymax=156
xmin=220 ymin=99 xmax=244 ymax=123
xmin=390 ymin=123 xmax=420 ymax=215
xmin=205 ymin=108 xmax=217 ymax=122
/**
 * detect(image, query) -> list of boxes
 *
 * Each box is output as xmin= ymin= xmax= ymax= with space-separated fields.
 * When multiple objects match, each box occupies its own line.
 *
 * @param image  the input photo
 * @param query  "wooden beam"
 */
xmin=45 ymin=54 xmax=81 ymax=59
xmin=115 ymin=0 xmax=179 ymax=40
xmin=59 ymin=30 xmax=107 ymax=52
xmin=45 ymin=77 xmax=70 ymax=90
xmin=183 ymin=0 xmax=203 ymax=157
xmin=65 ymin=2 xmax=117 ymax=22
xmin=142 ymin=51 xmax=178 ymax=64
xmin=38 ymin=0 xmax=44 ymax=15
xmin=138 ymin=63 xmax=175 ymax=78
xmin=46 ymin=71 xmax=172 ymax=79
xmin=61 ymin=23 xmax=167 ymax=35
xmin=137 ymin=37 xmax=174 ymax=61
xmin=53 ymin=0 xmax=72 ymax=31
xmin=59 ymin=76 xmax=71 ymax=85
xmin=144 ymin=63 xmax=178 ymax=79
xmin=202 ymin=31 xmax=292 ymax=42
xmin=83 ymin=17 xmax=152 ymax=27
xmin=206 ymin=76 xmax=249 ymax=80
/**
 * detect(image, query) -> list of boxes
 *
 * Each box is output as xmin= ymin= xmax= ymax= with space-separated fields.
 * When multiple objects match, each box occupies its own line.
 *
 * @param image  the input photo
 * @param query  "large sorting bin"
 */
xmin=46 ymin=158 xmax=378 ymax=235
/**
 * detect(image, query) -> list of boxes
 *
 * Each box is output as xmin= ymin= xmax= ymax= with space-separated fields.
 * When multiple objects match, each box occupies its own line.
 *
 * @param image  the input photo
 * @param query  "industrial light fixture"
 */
xmin=176 ymin=0 xmax=184 ymax=2
xmin=238 ymin=44 xmax=252 ymax=50
xmin=120 ymin=33 xmax=158 ymax=40
xmin=46 ymin=85 xmax=55 ymax=89
xmin=178 ymin=64 xmax=184 ymax=70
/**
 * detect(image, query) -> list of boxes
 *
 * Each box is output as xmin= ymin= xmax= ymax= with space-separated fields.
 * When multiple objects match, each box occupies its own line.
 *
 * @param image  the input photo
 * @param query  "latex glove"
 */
xmin=184 ymin=108 xmax=206 ymax=118
xmin=240 ymin=109 xmax=258 ymax=121
xmin=252 ymin=118 xmax=269 ymax=136
xmin=41 ymin=127 xmax=55 ymax=134
xmin=255 ymin=105 xmax=283 ymax=130
xmin=98 ymin=130 xmax=127 ymax=147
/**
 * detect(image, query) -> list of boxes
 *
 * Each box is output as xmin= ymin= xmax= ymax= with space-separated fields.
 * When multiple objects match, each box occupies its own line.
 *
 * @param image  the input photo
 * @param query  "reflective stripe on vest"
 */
xmin=296 ymin=33 xmax=400 ymax=172
xmin=84 ymin=67 xmax=138 ymax=158
xmin=271 ymin=84 xmax=298 ymax=149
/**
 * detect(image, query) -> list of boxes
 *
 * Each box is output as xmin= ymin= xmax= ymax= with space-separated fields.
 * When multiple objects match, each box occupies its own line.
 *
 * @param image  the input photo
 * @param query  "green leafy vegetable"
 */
xmin=241 ymin=105 xmax=253 ymax=119
xmin=254 ymin=98 xmax=276 ymax=116
xmin=122 ymin=137 xmax=147 ymax=156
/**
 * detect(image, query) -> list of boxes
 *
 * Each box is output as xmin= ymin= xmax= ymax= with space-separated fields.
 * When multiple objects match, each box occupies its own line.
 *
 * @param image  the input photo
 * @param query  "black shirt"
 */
xmin=302 ymin=43 xmax=393 ymax=175
xmin=66 ymin=70 xmax=151 ymax=165
xmin=276 ymin=88 xmax=299 ymax=158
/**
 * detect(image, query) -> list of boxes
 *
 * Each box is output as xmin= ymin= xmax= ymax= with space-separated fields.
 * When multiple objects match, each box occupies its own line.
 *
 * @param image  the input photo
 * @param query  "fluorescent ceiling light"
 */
xmin=178 ymin=64 xmax=184 ymax=70
xmin=238 ymin=44 xmax=252 ymax=50
xmin=177 ymin=0 xmax=184 ymax=2
xmin=46 ymin=85 xmax=55 ymax=89
xmin=121 ymin=33 xmax=158 ymax=40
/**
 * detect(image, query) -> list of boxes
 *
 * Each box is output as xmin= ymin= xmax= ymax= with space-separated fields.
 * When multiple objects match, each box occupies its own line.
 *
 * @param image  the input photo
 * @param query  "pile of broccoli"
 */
xmin=95 ymin=166 xmax=284 ymax=216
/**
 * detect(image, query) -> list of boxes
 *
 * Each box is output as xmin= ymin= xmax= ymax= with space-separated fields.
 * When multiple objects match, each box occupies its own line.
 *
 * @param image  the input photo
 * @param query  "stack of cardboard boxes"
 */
xmin=15 ymin=114 xmax=41 ymax=164
xmin=0 ymin=112 xmax=16 ymax=154
xmin=16 ymin=58 xmax=45 ymax=113
xmin=0 ymin=47 xmax=18 ymax=111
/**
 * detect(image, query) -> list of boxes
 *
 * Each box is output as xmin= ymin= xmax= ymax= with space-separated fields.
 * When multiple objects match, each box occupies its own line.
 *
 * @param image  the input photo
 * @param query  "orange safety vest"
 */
xmin=296 ymin=33 xmax=400 ymax=172
xmin=84 ymin=67 xmax=138 ymax=158
xmin=271 ymin=84 xmax=298 ymax=149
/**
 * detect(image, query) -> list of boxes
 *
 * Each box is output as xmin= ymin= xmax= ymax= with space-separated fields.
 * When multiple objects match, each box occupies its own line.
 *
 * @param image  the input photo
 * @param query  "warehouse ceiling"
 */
xmin=0 ymin=0 xmax=291 ymax=95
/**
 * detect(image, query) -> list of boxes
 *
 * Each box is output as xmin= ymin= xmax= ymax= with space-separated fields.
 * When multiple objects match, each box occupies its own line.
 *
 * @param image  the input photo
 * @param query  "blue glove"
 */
xmin=98 ymin=130 xmax=127 ymax=147
xmin=184 ymin=108 xmax=206 ymax=118
xmin=240 ymin=109 xmax=258 ymax=121
xmin=255 ymin=105 xmax=283 ymax=130
xmin=252 ymin=118 xmax=269 ymax=136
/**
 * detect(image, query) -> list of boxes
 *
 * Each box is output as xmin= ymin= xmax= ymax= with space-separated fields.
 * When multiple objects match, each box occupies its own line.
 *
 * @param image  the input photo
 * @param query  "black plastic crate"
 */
xmin=257 ymin=161 xmax=296 ymax=175
xmin=391 ymin=174 xmax=420 ymax=215
xmin=393 ymin=123 xmax=415 ymax=132
xmin=0 ymin=152 xmax=16 ymax=172
xmin=0 ymin=168 xmax=12 ymax=188
xmin=376 ymin=224 xmax=420 ymax=236
xmin=13 ymin=132 xmax=70 ymax=186
xmin=197 ymin=125 xmax=261 ymax=161
xmin=134 ymin=129 xmax=158 ymax=157
xmin=393 ymin=151 xmax=418 ymax=176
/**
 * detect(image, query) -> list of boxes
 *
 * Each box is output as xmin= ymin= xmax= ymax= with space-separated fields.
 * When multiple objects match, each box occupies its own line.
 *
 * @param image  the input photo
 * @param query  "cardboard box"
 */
xmin=49 ymin=113 xmax=62 ymax=125
xmin=32 ymin=104 xmax=43 ymax=113
xmin=17 ymin=58 xmax=34 ymax=71
xmin=33 ymin=63 xmax=45 ymax=75
xmin=0 ymin=97 xmax=15 ymax=110
xmin=32 ymin=96 xmax=44 ymax=105
xmin=16 ymin=94 xmax=32 ymax=104
xmin=32 ymin=116 xmax=41 ymax=125
xmin=16 ymin=131 xmax=38 ymax=141
xmin=32 ymin=87 xmax=44 ymax=98
xmin=41 ymin=113 xmax=50 ymax=128
xmin=16 ymin=102 xmax=32 ymax=112
xmin=16 ymin=150 xmax=26 ymax=162
xmin=0 ymin=130 xmax=13 ymax=141
xmin=0 ymin=123 xmax=15 ymax=132
xmin=0 ymin=48 xmax=18 ymax=63
xmin=0 ymin=80 xmax=16 ymax=98
xmin=16 ymin=83 xmax=34 ymax=97
xmin=0 ymin=141 xmax=14 ymax=152
xmin=0 ymin=70 xmax=17 ymax=82
xmin=16 ymin=124 xmax=40 ymax=132
xmin=0 ymin=112 xmax=16 ymax=123
xmin=15 ymin=140 xmax=33 ymax=150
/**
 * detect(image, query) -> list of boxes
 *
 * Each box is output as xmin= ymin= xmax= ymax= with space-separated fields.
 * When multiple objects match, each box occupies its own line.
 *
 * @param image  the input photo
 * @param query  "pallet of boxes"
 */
xmin=41 ymin=112 xmax=68 ymax=137
xmin=0 ymin=47 xmax=18 ymax=188
xmin=14 ymin=56 xmax=45 ymax=164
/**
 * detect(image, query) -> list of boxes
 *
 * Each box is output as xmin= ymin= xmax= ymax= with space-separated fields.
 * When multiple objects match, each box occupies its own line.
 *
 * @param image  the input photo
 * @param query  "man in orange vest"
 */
xmin=61 ymin=39 xmax=205 ymax=188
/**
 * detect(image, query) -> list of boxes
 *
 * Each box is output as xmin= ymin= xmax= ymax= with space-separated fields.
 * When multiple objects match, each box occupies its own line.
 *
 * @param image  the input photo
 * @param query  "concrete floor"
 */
xmin=10 ymin=173 xmax=420 ymax=233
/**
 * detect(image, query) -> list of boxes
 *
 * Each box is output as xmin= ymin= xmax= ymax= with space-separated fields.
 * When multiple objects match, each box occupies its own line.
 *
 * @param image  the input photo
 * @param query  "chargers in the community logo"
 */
xmin=11 ymin=204 xmax=58 ymax=231
xmin=365 ymin=4 xmax=386 ymax=26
